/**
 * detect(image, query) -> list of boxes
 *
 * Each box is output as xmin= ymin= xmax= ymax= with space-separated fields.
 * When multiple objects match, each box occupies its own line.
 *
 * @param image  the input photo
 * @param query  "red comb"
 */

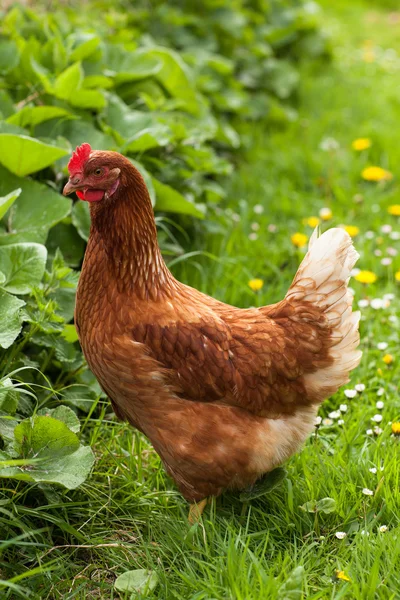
xmin=67 ymin=143 xmax=92 ymax=174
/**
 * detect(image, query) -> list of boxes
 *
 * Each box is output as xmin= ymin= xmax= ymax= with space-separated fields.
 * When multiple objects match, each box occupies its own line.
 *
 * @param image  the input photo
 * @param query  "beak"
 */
xmin=63 ymin=177 xmax=83 ymax=196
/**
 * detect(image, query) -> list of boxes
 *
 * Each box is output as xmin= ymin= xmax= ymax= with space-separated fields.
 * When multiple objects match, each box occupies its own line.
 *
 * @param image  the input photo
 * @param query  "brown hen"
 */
xmin=63 ymin=144 xmax=362 ymax=517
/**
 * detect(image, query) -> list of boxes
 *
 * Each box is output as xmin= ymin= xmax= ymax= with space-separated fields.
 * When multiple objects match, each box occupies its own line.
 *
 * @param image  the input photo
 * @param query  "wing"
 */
xmin=131 ymin=299 xmax=331 ymax=418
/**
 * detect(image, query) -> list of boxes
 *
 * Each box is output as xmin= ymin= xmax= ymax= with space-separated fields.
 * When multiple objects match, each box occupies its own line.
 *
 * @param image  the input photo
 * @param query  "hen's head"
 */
xmin=63 ymin=143 xmax=136 ymax=203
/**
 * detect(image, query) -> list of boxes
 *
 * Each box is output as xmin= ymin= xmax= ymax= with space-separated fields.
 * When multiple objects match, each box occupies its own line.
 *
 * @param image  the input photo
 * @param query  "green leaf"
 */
xmin=14 ymin=415 xmax=80 ymax=459
xmin=72 ymin=201 xmax=91 ymax=242
xmin=29 ymin=444 xmax=95 ymax=489
xmin=240 ymin=467 xmax=287 ymax=502
xmin=0 ymin=378 xmax=19 ymax=415
xmin=0 ymin=165 xmax=71 ymax=245
xmin=105 ymin=44 xmax=162 ymax=84
xmin=0 ymin=134 xmax=68 ymax=176
xmin=0 ymin=188 xmax=21 ymax=220
xmin=70 ymin=34 xmax=100 ymax=62
xmin=0 ymin=289 xmax=25 ymax=349
xmin=124 ymin=124 xmax=171 ymax=153
xmin=153 ymin=179 xmax=204 ymax=218
xmin=70 ymin=89 xmax=106 ymax=110
xmin=0 ymin=40 xmax=20 ymax=74
xmin=7 ymin=106 xmax=72 ymax=129
xmin=54 ymin=62 xmax=83 ymax=102
xmin=299 ymin=497 xmax=337 ymax=514
xmin=0 ymin=90 xmax=15 ymax=119
xmin=138 ymin=47 xmax=200 ymax=114
xmin=277 ymin=566 xmax=305 ymax=600
xmin=114 ymin=569 xmax=159 ymax=596
xmin=46 ymin=222 xmax=85 ymax=267
xmin=61 ymin=324 xmax=79 ymax=344
xmin=0 ymin=243 xmax=47 ymax=294
xmin=37 ymin=405 xmax=80 ymax=434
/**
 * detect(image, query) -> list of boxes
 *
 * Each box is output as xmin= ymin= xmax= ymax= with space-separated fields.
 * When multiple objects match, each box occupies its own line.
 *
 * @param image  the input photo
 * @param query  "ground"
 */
xmin=6 ymin=1 xmax=400 ymax=598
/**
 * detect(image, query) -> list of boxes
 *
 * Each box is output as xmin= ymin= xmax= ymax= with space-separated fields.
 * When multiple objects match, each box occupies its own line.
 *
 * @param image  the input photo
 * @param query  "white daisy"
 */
xmin=379 ymin=525 xmax=388 ymax=533
xmin=251 ymin=222 xmax=260 ymax=231
xmin=253 ymin=204 xmax=264 ymax=214
xmin=358 ymin=299 xmax=369 ymax=308
xmin=377 ymin=342 xmax=388 ymax=350
xmin=315 ymin=416 xmax=322 ymax=426
xmin=362 ymin=488 xmax=374 ymax=496
xmin=369 ymin=467 xmax=377 ymax=474
xmin=344 ymin=389 xmax=357 ymax=399
xmin=340 ymin=404 xmax=348 ymax=412
xmin=372 ymin=414 xmax=383 ymax=423
xmin=365 ymin=231 xmax=375 ymax=239
xmin=248 ymin=233 xmax=258 ymax=241
xmin=355 ymin=384 xmax=365 ymax=393
xmin=389 ymin=231 xmax=400 ymax=240
xmin=381 ymin=257 xmax=392 ymax=266
xmin=377 ymin=388 xmax=385 ymax=396
xmin=335 ymin=531 xmax=347 ymax=539
xmin=376 ymin=400 xmax=384 ymax=409
xmin=329 ymin=410 xmax=341 ymax=419
xmin=381 ymin=224 xmax=392 ymax=234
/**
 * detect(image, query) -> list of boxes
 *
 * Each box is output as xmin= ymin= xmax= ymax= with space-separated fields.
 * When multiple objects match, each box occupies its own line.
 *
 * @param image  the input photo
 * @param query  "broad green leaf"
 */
xmin=0 ymin=134 xmax=68 ymax=176
xmin=124 ymin=124 xmax=172 ymax=153
xmin=69 ymin=34 xmax=100 ymax=62
xmin=37 ymin=405 xmax=80 ymax=433
xmin=153 ymin=178 xmax=204 ymax=218
xmin=137 ymin=48 xmax=200 ymax=114
xmin=0 ymin=188 xmax=21 ymax=220
xmin=0 ymin=289 xmax=25 ymax=349
xmin=0 ymin=165 xmax=71 ymax=244
xmin=105 ymin=94 xmax=154 ymax=140
xmin=61 ymin=324 xmax=79 ymax=344
xmin=28 ymin=444 xmax=95 ymax=489
xmin=70 ymin=90 xmax=106 ymax=110
xmin=62 ymin=384 xmax=98 ymax=412
xmin=0 ymin=378 xmax=19 ymax=415
xmin=72 ymin=201 xmax=91 ymax=241
xmin=7 ymin=106 xmax=72 ymax=128
xmin=300 ymin=497 xmax=337 ymax=514
xmin=47 ymin=119 xmax=114 ymax=153
xmin=0 ymin=243 xmax=47 ymax=294
xmin=0 ymin=90 xmax=15 ymax=119
xmin=0 ymin=40 xmax=20 ymax=74
xmin=46 ymin=222 xmax=85 ymax=267
xmin=14 ymin=415 xmax=80 ymax=459
xmin=54 ymin=62 xmax=83 ymax=101
xmin=277 ymin=566 xmax=305 ymax=600
xmin=114 ymin=569 xmax=159 ymax=596
xmin=105 ymin=44 xmax=162 ymax=84
xmin=240 ymin=467 xmax=287 ymax=501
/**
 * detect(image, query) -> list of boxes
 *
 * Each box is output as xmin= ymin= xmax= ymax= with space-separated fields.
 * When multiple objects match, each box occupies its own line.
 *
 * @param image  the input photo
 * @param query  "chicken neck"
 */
xmin=87 ymin=174 xmax=175 ymax=301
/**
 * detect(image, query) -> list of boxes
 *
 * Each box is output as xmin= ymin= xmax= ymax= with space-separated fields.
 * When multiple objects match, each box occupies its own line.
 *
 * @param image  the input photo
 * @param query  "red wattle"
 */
xmin=76 ymin=189 xmax=105 ymax=202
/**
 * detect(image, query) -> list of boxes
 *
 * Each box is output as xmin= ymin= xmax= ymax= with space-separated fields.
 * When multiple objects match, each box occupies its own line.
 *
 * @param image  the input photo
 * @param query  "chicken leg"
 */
xmin=188 ymin=498 xmax=207 ymax=524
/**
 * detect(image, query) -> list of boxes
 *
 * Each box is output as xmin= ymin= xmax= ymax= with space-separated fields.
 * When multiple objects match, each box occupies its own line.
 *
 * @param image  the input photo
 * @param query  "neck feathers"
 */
xmin=88 ymin=166 xmax=175 ymax=300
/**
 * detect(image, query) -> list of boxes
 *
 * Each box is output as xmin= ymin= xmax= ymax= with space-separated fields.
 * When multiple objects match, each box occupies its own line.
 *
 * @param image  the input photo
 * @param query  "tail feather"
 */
xmin=286 ymin=228 xmax=362 ymax=401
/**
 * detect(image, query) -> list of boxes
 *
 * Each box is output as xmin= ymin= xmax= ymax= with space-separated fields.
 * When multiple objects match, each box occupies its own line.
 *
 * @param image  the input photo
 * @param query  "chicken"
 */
xmin=63 ymin=143 xmax=362 ymax=519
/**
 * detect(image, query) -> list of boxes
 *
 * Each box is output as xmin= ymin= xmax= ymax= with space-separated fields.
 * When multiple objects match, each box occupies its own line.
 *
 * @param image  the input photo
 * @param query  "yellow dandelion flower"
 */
xmin=352 ymin=138 xmax=371 ymax=151
xmin=388 ymin=205 xmax=400 ymax=216
xmin=291 ymin=232 xmax=308 ymax=248
xmin=248 ymin=278 xmax=264 ymax=292
xmin=383 ymin=354 xmax=393 ymax=365
xmin=335 ymin=570 xmax=351 ymax=582
xmin=391 ymin=422 xmax=400 ymax=435
xmin=362 ymin=166 xmax=393 ymax=182
xmin=354 ymin=270 xmax=377 ymax=284
xmin=302 ymin=216 xmax=320 ymax=228
xmin=319 ymin=207 xmax=332 ymax=221
xmin=395 ymin=271 xmax=400 ymax=282
xmin=343 ymin=225 xmax=360 ymax=237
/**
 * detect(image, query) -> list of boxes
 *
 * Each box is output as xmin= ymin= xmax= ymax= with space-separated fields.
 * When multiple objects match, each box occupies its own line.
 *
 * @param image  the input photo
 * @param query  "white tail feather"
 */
xmin=287 ymin=228 xmax=362 ymax=401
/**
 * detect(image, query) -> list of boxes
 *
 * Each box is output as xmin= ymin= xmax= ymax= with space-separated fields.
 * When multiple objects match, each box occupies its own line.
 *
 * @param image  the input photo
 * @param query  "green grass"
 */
xmin=2 ymin=1 xmax=400 ymax=598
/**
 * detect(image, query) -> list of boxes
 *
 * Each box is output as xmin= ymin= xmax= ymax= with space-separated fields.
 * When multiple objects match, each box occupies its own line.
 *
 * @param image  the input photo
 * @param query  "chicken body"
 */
xmin=67 ymin=149 xmax=362 ymax=502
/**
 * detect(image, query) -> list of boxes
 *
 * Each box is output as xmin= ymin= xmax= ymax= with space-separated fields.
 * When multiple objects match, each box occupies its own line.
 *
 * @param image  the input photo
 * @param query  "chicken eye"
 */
xmin=94 ymin=168 xmax=103 ymax=176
